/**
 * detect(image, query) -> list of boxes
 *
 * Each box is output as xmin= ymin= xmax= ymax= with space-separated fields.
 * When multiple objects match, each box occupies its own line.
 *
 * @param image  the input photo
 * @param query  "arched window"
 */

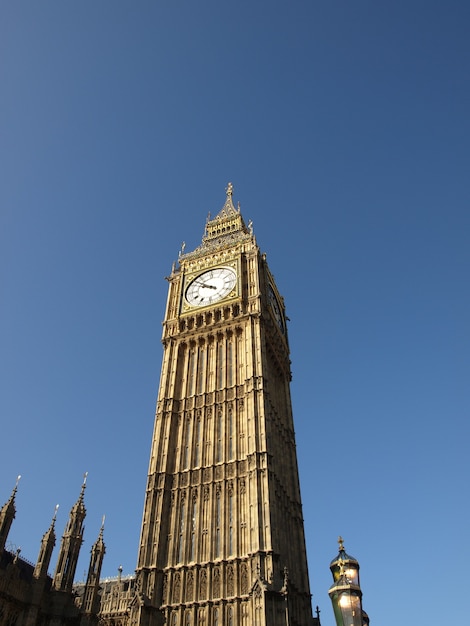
xmin=190 ymin=495 xmax=197 ymax=561
xmin=194 ymin=418 xmax=201 ymax=466
xmin=178 ymin=498 xmax=185 ymax=562
xmin=183 ymin=418 xmax=191 ymax=469
xmin=217 ymin=342 xmax=224 ymax=388
xmin=197 ymin=348 xmax=205 ymax=393
xmin=216 ymin=410 xmax=223 ymax=463
xmin=215 ymin=492 xmax=221 ymax=557
xmin=228 ymin=490 xmax=233 ymax=554
xmin=228 ymin=409 xmax=233 ymax=459
xmin=188 ymin=349 xmax=196 ymax=395
xmin=227 ymin=341 xmax=233 ymax=386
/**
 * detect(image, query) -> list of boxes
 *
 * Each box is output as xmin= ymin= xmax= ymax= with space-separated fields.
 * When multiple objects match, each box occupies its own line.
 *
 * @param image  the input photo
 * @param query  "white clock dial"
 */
xmin=185 ymin=267 xmax=237 ymax=307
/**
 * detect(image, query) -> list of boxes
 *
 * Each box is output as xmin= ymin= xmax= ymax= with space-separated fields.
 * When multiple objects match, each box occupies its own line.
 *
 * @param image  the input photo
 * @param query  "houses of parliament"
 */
xmin=0 ymin=185 xmax=368 ymax=626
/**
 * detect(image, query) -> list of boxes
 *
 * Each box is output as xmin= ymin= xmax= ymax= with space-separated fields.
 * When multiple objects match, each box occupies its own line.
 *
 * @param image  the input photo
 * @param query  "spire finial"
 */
xmin=53 ymin=504 xmax=59 ymax=522
xmin=79 ymin=472 xmax=88 ymax=500
xmin=101 ymin=515 xmax=105 ymax=530
xmin=226 ymin=182 xmax=233 ymax=197
xmin=6 ymin=475 xmax=21 ymax=504
xmin=10 ymin=475 xmax=21 ymax=499
xmin=338 ymin=535 xmax=344 ymax=551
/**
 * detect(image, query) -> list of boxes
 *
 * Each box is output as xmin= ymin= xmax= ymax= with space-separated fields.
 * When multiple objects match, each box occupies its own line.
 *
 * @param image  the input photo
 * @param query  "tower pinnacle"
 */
xmin=0 ymin=476 xmax=21 ymax=552
xmin=53 ymin=476 xmax=87 ymax=592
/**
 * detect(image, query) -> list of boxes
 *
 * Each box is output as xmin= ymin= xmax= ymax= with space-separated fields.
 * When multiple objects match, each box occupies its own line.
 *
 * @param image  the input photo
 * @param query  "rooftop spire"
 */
xmin=53 ymin=475 xmax=87 ymax=592
xmin=34 ymin=504 xmax=58 ymax=579
xmin=178 ymin=183 xmax=252 ymax=262
xmin=0 ymin=476 xmax=21 ymax=552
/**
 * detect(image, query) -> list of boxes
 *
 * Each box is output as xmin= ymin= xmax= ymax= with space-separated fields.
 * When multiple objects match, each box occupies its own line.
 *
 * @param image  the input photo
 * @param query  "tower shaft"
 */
xmin=135 ymin=186 xmax=314 ymax=626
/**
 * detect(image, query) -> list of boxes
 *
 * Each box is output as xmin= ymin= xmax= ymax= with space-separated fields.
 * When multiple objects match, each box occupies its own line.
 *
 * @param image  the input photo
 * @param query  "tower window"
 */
xmin=194 ymin=418 xmax=201 ymax=466
xmin=228 ymin=490 xmax=233 ymax=554
xmin=190 ymin=495 xmax=197 ymax=561
xmin=216 ymin=410 xmax=223 ymax=463
xmin=197 ymin=348 xmax=205 ymax=394
xmin=215 ymin=492 xmax=221 ymax=557
xmin=227 ymin=341 xmax=233 ymax=386
xmin=178 ymin=498 xmax=185 ymax=562
xmin=183 ymin=418 xmax=191 ymax=469
xmin=217 ymin=342 xmax=224 ymax=389
xmin=188 ymin=349 xmax=196 ymax=396
xmin=228 ymin=409 xmax=233 ymax=459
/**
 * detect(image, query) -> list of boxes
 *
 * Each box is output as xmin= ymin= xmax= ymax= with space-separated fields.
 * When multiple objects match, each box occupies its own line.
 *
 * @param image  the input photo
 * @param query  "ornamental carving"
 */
xmin=186 ymin=571 xmax=194 ymax=601
xmin=227 ymin=565 xmax=234 ymax=596
xmin=199 ymin=569 xmax=207 ymax=598
xmin=240 ymin=564 xmax=249 ymax=595
xmin=172 ymin=573 xmax=181 ymax=603
xmin=213 ymin=567 xmax=220 ymax=598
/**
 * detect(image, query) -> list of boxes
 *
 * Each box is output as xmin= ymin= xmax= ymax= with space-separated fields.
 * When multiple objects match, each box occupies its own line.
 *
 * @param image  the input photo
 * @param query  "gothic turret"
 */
xmin=22 ymin=506 xmax=60 ymax=626
xmin=53 ymin=474 xmax=87 ymax=592
xmin=81 ymin=517 xmax=106 ymax=620
xmin=0 ymin=475 xmax=20 ymax=552
xmin=34 ymin=504 xmax=58 ymax=579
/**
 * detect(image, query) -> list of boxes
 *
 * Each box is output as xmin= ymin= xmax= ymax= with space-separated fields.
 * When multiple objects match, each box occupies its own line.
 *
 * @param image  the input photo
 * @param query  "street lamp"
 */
xmin=328 ymin=537 xmax=369 ymax=626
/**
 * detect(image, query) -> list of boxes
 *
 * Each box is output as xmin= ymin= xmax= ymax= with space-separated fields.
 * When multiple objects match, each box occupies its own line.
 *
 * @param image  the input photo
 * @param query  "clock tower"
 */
xmin=134 ymin=184 xmax=316 ymax=626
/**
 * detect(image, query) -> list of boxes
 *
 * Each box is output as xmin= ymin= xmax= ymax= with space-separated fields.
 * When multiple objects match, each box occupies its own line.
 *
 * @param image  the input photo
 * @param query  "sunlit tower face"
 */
xmin=133 ymin=184 xmax=316 ymax=626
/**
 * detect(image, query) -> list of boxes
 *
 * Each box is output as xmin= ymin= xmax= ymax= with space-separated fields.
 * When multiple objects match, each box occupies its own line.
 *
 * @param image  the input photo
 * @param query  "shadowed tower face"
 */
xmin=135 ymin=185 xmax=315 ymax=626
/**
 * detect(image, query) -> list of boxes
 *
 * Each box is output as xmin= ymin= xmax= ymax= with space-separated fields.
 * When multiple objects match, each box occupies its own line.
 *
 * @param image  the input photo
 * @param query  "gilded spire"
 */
xmin=179 ymin=183 xmax=252 ymax=261
xmin=214 ymin=181 xmax=239 ymax=219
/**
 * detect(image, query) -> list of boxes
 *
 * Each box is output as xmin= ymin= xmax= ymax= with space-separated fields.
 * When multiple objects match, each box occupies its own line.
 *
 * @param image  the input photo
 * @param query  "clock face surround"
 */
xmin=185 ymin=267 xmax=237 ymax=307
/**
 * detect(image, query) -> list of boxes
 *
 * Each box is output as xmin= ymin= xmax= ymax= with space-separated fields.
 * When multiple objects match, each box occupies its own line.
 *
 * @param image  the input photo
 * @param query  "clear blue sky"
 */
xmin=1 ymin=3 xmax=469 ymax=625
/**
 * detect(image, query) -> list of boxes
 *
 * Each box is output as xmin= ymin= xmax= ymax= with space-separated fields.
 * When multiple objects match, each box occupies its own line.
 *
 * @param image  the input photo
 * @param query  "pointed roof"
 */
xmin=213 ymin=182 xmax=239 ymax=220
xmin=41 ymin=504 xmax=59 ymax=542
xmin=92 ymin=515 xmax=106 ymax=552
xmin=180 ymin=183 xmax=253 ymax=261
xmin=330 ymin=536 xmax=359 ymax=569
xmin=71 ymin=472 xmax=87 ymax=516
xmin=64 ymin=473 xmax=87 ymax=535
xmin=1 ymin=475 xmax=20 ymax=517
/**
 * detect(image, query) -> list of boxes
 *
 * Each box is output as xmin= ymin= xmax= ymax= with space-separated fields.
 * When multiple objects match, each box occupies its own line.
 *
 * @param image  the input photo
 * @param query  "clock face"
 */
xmin=185 ymin=267 xmax=237 ymax=307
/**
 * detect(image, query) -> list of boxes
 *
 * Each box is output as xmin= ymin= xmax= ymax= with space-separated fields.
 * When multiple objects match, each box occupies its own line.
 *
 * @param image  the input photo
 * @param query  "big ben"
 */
xmin=134 ymin=184 xmax=316 ymax=626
